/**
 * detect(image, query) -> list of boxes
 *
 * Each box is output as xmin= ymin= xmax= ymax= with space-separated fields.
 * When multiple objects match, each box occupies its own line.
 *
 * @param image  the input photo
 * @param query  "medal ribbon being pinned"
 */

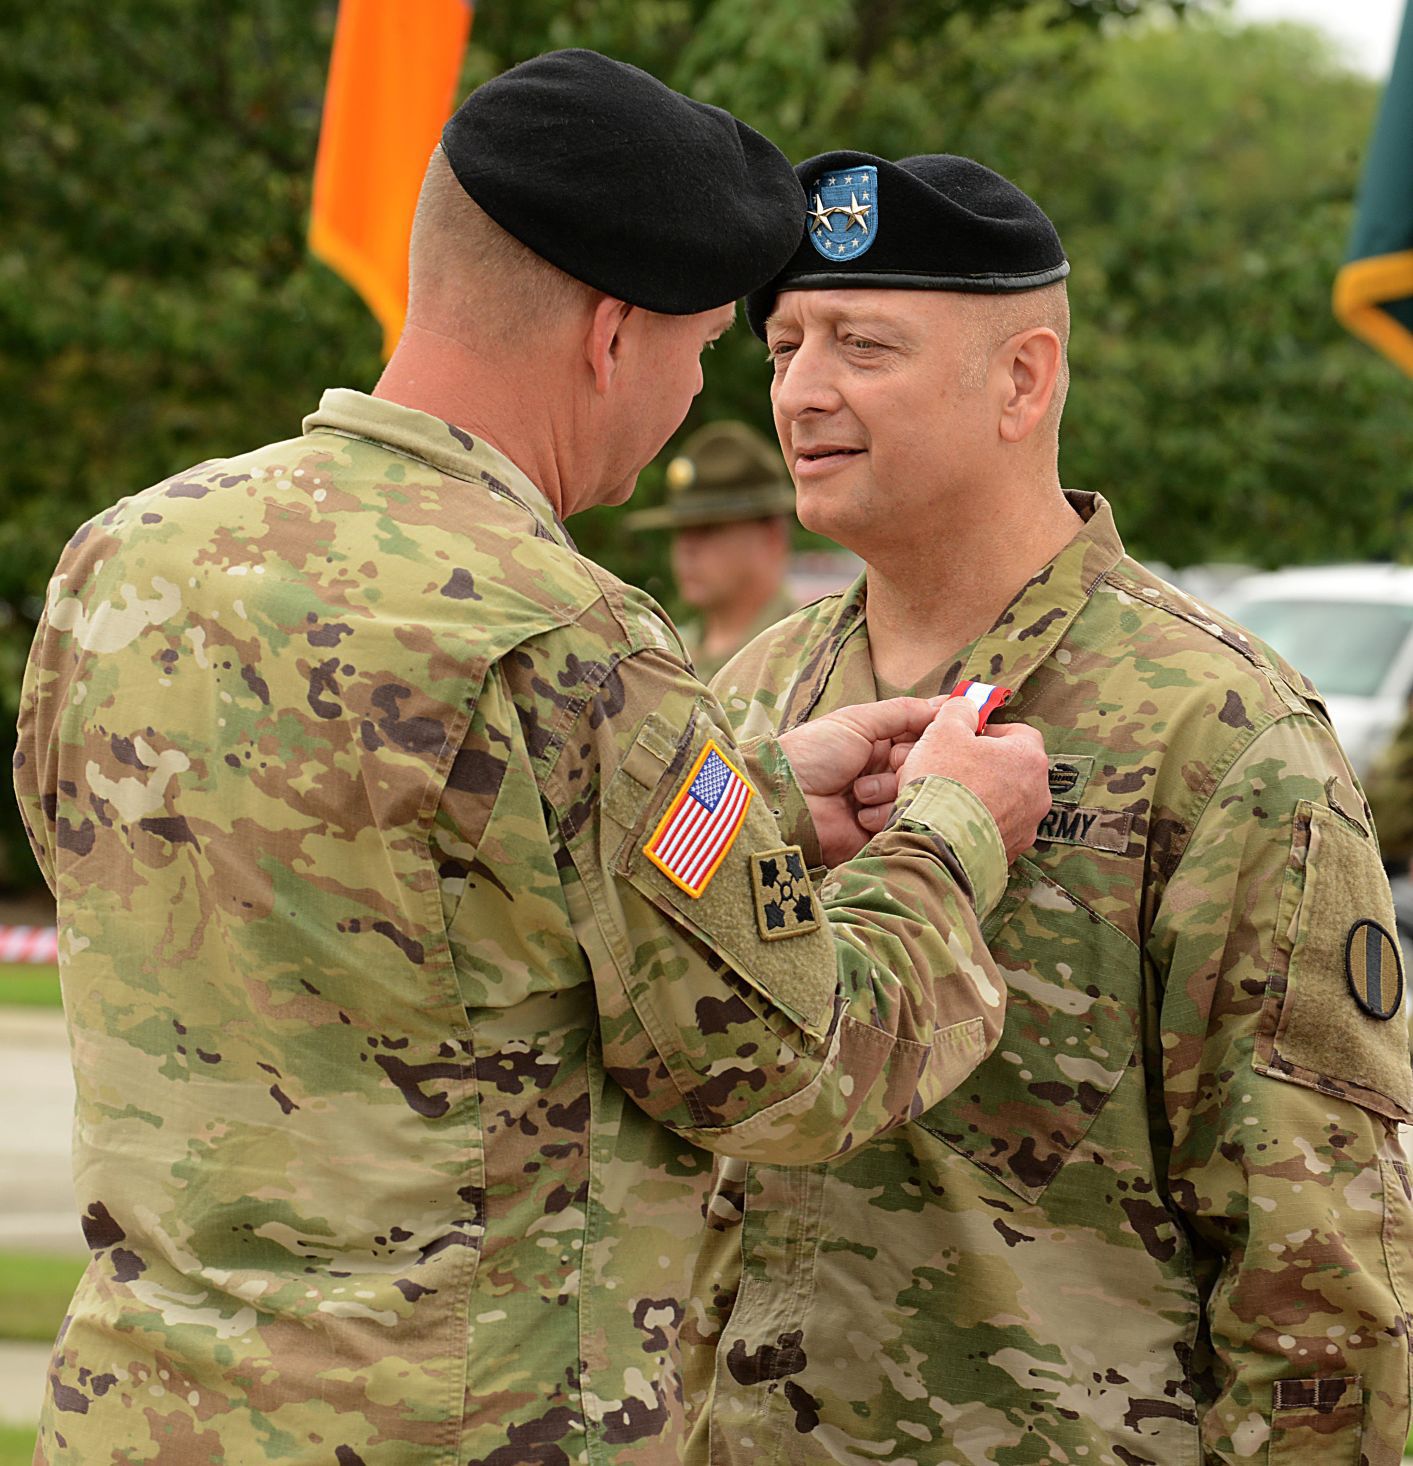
xmin=644 ymin=741 xmax=754 ymax=898
xmin=950 ymin=678 xmax=1012 ymax=730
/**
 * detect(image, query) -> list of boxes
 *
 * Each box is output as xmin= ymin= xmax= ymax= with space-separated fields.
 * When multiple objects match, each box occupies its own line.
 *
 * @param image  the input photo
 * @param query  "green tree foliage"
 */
xmin=0 ymin=0 xmax=1403 ymax=886
xmin=1039 ymin=21 xmax=1413 ymax=567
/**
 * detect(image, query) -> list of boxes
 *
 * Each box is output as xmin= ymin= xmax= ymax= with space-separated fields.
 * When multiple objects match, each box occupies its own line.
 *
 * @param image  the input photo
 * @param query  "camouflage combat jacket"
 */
xmin=693 ymin=493 xmax=1413 ymax=1465
xmin=14 ymin=390 xmax=1012 ymax=1466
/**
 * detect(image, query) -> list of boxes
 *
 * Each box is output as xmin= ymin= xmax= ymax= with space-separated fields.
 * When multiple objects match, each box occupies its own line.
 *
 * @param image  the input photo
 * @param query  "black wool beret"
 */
xmin=745 ymin=151 xmax=1069 ymax=338
xmin=442 ymin=49 xmax=806 ymax=315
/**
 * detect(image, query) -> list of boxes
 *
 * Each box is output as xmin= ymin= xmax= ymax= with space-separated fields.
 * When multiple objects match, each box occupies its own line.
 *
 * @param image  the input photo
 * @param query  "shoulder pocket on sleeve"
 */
xmin=1255 ymin=800 xmax=1413 ymax=1123
xmin=603 ymin=707 xmax=836 ymax=1042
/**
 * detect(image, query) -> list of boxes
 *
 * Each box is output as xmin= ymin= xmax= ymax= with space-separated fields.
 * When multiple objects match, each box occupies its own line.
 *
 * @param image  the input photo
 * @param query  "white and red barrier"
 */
xmin=0 ymin=925 xmax=59 ymax=964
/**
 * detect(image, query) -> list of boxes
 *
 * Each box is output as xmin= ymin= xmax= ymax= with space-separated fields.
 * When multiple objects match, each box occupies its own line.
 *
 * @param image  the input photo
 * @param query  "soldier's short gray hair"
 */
xmin=953 ymin=283 xmax=1070 ymax=434
xmin=408 ymin=147 xmax=598 ymax=344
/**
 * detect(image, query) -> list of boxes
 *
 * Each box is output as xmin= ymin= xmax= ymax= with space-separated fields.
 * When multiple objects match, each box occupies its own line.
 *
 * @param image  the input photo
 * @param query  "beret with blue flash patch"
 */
xmin=746 ymin=150 xmax=1069 ymax=338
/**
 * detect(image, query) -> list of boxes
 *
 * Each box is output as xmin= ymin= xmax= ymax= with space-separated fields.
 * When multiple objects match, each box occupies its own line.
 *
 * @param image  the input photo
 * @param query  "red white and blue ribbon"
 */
xmin=643 ymin=741 xmax=754 ymax=898
xmin=950 ymin=679 xmax=1012 ymax=730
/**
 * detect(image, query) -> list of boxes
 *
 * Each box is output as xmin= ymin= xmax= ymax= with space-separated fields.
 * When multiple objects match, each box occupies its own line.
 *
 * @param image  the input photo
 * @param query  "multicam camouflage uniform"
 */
xmin=14 ymin=390 xmax=1011 ymax=1466
xmin=692 ymin=492 xmax=1413 ymax=1465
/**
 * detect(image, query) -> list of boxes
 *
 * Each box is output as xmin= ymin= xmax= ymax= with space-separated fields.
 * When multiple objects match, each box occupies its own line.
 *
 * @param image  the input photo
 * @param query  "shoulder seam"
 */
xmin=540 ymin=645 xmax=694 ymax=809
xmin=1103 ymin=567 xmax=1271 ymax=671
xmin=1166 ymin=706 xmax=1324 ymax=875
xmin=1101 ymin=566 xmax=1323 ymax=723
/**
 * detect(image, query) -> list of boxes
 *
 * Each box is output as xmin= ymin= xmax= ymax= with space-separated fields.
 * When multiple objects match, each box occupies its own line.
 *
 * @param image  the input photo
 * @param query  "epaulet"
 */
xmin=1104 ymin=565 xmax=1326 ymax=722
xmin=578 ymin=558 xmax=689 ymax=663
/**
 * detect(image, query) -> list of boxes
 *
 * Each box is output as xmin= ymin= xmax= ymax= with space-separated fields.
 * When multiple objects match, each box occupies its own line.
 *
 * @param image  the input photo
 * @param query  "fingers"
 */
xmin=857 ymin=802 xmax=892 ymax=835
xmin=854 ymin=770 xmax=900 ymax=806
xmin=829 ymin=695 xmax=950 ymax=746
xmin=864 ymin=738 xmax=894 ymax=776
xmin=982 ymin=723 xmax=1046 ymax=749
xmin=922 ymin=695 xmax=982 ymax=739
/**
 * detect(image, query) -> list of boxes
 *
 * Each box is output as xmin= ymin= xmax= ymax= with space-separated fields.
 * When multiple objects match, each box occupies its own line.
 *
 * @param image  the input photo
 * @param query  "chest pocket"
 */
xmin=917 ymin=857 xmax=1140 ymax=1202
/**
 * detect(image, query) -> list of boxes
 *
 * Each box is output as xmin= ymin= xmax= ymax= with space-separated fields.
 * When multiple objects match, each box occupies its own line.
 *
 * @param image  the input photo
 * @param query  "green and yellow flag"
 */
xmin=1334 ymin=1 xmax=1413 ymax=375
xmin=310 ymin=0 xmax=473 ymax=357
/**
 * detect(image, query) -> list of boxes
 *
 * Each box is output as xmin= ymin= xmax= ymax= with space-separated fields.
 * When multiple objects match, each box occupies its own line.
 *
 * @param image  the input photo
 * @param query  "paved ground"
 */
xmin=0 ymin=1342 xmax=47 ymax=1429
xmin=0 ymin=1008 xmax=83 ymax=1257
xmin=0 ymin=1006 xmax=73 ymax=1437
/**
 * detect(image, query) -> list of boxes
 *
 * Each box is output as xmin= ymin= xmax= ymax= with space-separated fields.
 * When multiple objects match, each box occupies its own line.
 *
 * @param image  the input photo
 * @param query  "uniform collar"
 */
xmin=303 ymin=389 xmax=575 ymax=550
xmin=786 ymin=491 xmax=1125 ymax=725
xmin=955 ymin=490 xmax=1125 ymax=711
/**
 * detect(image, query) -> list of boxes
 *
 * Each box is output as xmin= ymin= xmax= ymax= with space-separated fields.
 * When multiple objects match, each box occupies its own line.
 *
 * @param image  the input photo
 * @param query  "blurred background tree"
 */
xmin=0 ymin=0 xmax=1408 ymax=887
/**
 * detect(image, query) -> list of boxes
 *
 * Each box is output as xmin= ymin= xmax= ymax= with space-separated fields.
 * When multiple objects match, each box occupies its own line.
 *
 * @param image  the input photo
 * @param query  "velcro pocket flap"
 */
xmin=1256 ymin=801 xmax=1413 ymax=1123
xmin=605 ymin=708 xmax=835 ymax=1041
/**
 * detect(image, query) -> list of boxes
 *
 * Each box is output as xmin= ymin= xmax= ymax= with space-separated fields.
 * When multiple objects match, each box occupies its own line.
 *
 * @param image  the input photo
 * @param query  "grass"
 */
xmin=0 ymin=1425 xmax=36 ymax=1466
xmin=0 ymin=966 xmax=60 ymax=1010
xmin=0 ymin=1253 xmax=83 ymax=1346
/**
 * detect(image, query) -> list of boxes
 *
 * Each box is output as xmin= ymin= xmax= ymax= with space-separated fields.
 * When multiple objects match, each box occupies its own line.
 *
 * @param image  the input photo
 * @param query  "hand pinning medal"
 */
xmin=949 ymin=679 xmax=1013 ymax=731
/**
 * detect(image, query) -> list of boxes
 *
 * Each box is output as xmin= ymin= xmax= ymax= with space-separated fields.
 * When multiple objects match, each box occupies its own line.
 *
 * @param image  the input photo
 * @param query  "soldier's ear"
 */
xmin=585 ymin=297 xmax=634 ymax=395
xmin=997 ymin=326 xmax=1062 ymax=444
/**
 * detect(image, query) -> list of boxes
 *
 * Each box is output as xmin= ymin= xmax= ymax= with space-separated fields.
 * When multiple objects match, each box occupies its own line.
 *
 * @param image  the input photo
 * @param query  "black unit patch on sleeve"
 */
xmin=751 ymin=846 xmax=821 ymax=941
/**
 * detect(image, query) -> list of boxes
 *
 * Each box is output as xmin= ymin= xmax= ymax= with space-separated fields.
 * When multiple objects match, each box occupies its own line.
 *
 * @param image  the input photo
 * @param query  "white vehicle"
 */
xmin=1224 ymin=565 xmax=1413 ymax=778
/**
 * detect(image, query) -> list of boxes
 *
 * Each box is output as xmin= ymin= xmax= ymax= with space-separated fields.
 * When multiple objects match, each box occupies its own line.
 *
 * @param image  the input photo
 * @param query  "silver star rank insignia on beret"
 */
xmin=807 ymin=164 xmax=878 ymax=262
xmin=751 ymin=846 xmax=821 ymax=941
xmin=841 ymin=193 xmax=871 ymax=233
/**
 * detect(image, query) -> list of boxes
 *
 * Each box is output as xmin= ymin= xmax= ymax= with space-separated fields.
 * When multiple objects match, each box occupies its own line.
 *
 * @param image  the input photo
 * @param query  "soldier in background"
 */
xmin=628 ymin=422 xmax=796 ymax=681
xmin=14 ymin=59 xmax=1053 ymax=1466
xmin=690 ymin=151 xmax=1413 ymax=1464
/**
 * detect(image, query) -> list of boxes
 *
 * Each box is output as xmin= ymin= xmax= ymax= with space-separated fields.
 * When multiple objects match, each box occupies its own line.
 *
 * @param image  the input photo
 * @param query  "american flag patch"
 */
xmin=643 ymin=740 xmax=754 ymax=898
xmin=950 ymin=678 xmax=1012 ymax=730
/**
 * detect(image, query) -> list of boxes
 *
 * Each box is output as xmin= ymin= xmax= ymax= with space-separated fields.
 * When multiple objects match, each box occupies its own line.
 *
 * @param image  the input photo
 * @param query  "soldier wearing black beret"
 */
xmin=744 ymin=149 xmax=1069 ymax=337
xmin=693 ymin=150 xmax=1413 ymax=1466
xmin=18 ymin=54 xmax=1064 ymax=1466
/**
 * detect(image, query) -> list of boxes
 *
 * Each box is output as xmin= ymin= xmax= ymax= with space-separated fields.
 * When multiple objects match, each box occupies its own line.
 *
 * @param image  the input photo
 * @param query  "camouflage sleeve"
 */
xmin=548 ymin=645 xmax=1009 ymax=1166
xmin=725 ymin=731 xmax=1016 ymax=914
xmin=1148 ymin=711 xmax=1413 ymax=1463
xmin=13 ymin=608 xmax=57 ymax=892
xmin=730 ymin=732 xmax=822 ymax=871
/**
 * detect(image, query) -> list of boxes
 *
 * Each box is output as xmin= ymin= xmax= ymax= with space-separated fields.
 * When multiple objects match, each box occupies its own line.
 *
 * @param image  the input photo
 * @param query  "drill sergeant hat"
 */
xmin=443 ymin=49 xmax=808 ymax=314
xmin=745 ymin=150 xmax=1069 ymax=338
xmin=626 ymin=422 xmax=796 ymax=531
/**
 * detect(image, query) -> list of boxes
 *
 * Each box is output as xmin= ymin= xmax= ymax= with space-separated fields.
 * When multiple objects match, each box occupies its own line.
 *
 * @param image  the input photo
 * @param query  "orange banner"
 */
xmin=310 ymin=0 xmax=473 ymax=357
